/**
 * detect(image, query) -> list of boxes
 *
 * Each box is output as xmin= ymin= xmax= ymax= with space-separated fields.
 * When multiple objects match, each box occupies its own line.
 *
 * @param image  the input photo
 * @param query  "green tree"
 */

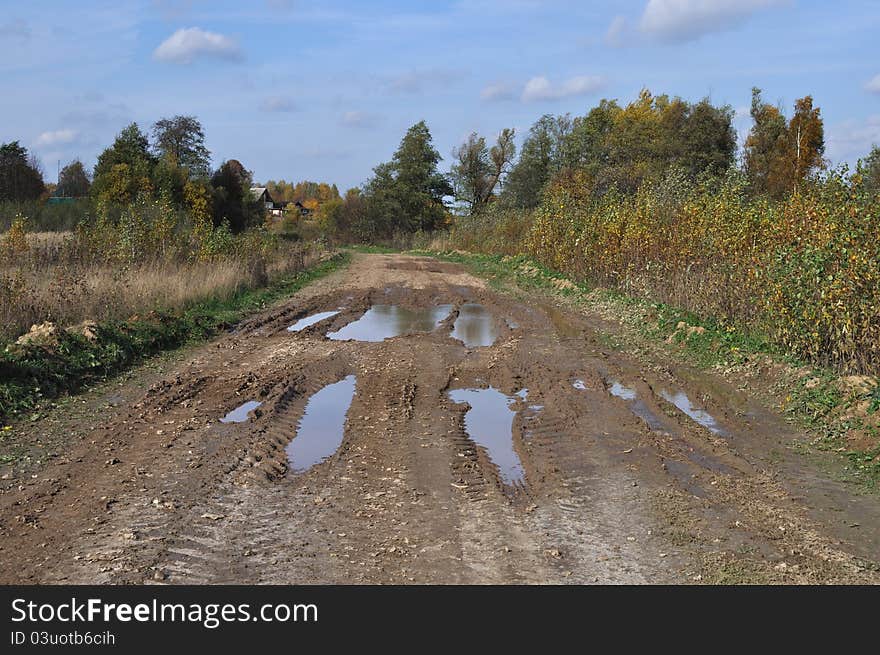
xmin=56 ymin=159 xmax=91 ymax=197
xmin=91 ymin=123 xmax=157 ymax=209
xmin=451 ymin=129 xmax=516 ymax=213
xmin=210 ymin=159 xmax=259 ymax=233
xmin=151 ymin=115 xmax=211 ymax=178
xmin=564 ymin=100 xmax=620 ymax=187
xmin=0 ymin=141 xmax=45 ymax=201
xmin=363 ymin=121 xmax=452 ymax=235
xmin=679 ymin=99 xmax=736 ymax=178
xmin=503 ymin=115 xmax=572 ymax=208
xmin=859 ymin=145 xmax=880 ymax=193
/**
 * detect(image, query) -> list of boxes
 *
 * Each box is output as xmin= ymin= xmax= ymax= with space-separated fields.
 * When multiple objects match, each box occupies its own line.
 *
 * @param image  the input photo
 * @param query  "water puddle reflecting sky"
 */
xmin=606 ymin=380 xmax=667 ymax=432
xmin=287 ymin=310 xmax=340 ymax=332
xmin=286 ymin=375 xmax=357 ymax=473
xmin=448 ymin=387 xmax=528 ymax=487
xmin=451 ymin=303 xmax=498 ymax=347
xmin=220 ymin=400 xmax=262 ymax=423
xmin=327 ymin=304 xmax=452 ymax=342
xmin=660 ymin=389 xmax=728 ymax=436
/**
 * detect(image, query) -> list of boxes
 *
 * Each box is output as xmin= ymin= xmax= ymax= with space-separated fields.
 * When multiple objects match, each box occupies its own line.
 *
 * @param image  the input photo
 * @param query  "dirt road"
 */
xmin=1 ymin=253 xmax=878 ymax=584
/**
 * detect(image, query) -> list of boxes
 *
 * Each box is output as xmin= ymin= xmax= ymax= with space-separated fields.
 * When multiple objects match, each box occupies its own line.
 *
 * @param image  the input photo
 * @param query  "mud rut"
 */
xmin=1 ymin=254 xmax=878 ymax=584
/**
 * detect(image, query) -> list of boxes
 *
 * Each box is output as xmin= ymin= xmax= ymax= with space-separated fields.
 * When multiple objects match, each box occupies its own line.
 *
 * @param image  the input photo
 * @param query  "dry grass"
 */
xmin=1 ymin=231 xmax=311 ymax=341
xmin=26 ymin=231 xmax=72 ymax=248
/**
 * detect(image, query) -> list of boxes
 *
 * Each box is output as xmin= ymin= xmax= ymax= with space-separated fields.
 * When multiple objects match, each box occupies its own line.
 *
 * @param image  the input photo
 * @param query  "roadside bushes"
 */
xmin=763 ymin=174 xmax=880 ymax=372
xmin=444 ymin=168 xmax=880 ymax=374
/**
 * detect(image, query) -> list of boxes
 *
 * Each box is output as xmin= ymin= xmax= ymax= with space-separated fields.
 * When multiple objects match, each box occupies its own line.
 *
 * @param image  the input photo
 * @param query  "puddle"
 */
xmin=448 ymin=387 xmax=527 ymax=487
xmin=220 ymin=400 xmax=262 ymax=423
xmin=327 ymin=304 xmax=452 ymax=342
xmin=541 ymin=304 xmax=581 ymax=339
xmin=606 ymin=380 xmax=667 ymax=432
xmin=660 ymin=390 xmax=728 ymax=436
xmin=286 ymin=375 xmax=357 ymax=473
xmin=506 ymin=319 xmax=519 ymax=329
xmin=287 ymin=310 xmax=340 ymax=332
xmin=451 ymin=303 xmax=498 ymax=347
xmin=608 ymin=381 xmax=637 ymax=401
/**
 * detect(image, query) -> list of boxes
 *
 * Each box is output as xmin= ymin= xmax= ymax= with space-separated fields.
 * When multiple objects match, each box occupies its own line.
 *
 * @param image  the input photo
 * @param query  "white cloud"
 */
xmin=260 ymin=95 xmax=298 ymax=112
xmin=480 ymin=82 xmax=516 ymax=102
xmin=340 ymin=111 xmax=378 ymax=128
xmin=521 ymin=75 xmax=604 ymax=102
xmin=35 ymin=129 xmax=78 ymax=147
xmin=605 ymin=15 xmax=629 ymax=47
xmin=826 ymin=115 xmax=880 ymax=164
xmin=865 ymin=74 xmax=880 ymax=94
xmin=638 ymin=0 xmax=788 ymax=43
xmin=153 ymin=27 xmax=241 ymax=64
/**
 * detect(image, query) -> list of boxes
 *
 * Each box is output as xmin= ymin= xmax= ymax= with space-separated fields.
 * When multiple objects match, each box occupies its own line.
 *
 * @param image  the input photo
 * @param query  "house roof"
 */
xmin=250 ymin=187 xmax=269 ymax=200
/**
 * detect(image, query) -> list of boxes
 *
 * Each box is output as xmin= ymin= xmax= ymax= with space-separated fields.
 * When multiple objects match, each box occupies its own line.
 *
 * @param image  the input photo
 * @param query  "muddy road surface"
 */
xmin=1 ymin=253 xmax=878 ymax=584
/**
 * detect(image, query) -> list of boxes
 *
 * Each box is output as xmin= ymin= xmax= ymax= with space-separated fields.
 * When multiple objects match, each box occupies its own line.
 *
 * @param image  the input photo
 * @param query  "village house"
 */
xmin=250 ymin=186 xmax=284 ymax=217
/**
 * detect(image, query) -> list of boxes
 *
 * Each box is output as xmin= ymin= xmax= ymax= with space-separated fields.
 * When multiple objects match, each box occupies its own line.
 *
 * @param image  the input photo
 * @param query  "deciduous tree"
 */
xmin=151 ymin=115 xmax=211 ymax=178
xmin=56 ymin=159 xmax=91 ymax=197
xmin=91 ymin=123 xmax=156 ymax=210
xmin=451 ymin=132 xmax=491 ymax=212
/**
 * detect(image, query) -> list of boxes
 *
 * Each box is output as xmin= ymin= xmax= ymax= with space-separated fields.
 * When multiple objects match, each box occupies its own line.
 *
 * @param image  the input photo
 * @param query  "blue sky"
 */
xmin=1 ymin=0 xmax=879 ymax=189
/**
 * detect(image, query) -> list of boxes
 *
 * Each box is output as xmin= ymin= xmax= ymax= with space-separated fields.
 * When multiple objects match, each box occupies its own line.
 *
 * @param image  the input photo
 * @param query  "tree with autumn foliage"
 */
xmin=744 ymin=88 xmax=825 ymax=198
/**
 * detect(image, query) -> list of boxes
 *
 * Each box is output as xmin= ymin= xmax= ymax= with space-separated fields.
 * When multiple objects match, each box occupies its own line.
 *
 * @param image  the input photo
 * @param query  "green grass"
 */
xmin=0 ymin=251 xmax=349 ymax=423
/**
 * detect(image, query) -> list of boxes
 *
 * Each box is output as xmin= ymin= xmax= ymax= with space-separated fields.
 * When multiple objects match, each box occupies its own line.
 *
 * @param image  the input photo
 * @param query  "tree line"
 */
xmin=322 ymin=86 xmax=880 ymax=243
xmin=1 ymin=116 xmax=265 ymax=233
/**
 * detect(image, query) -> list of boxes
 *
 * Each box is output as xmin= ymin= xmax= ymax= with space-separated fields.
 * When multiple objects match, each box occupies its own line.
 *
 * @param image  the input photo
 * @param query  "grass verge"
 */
xmin=0 ymin=251 xmax=350 ymax=423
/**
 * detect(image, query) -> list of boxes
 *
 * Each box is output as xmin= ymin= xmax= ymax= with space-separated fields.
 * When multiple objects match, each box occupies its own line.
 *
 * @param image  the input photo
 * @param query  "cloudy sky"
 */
xmin=1 ymin=0 xmax=878 ymax=189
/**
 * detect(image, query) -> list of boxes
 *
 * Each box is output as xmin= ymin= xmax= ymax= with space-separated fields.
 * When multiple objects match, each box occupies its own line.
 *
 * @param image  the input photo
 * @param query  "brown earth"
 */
xmin=1 ymin=253 xmax=878 ymax=584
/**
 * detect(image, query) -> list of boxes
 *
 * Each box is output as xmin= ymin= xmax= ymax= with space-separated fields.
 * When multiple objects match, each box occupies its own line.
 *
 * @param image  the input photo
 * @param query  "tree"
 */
xmin=859 ymin=145 xmax=880 ymax=193
xmin=787 ymin=95 xmax=825 ymax=189
xmin=56 ymin=160 xmax=91 ymax=197
xmin=450 ymin=128 xmax=516 ymax=213
xmin=151 ymin=115 xmax=211 ymax=178
xmin=744 ymin=89 xmax=824 ymax=197
xmin=450 ymin=133 xmax=491 ymax=213
xmin=503 ymin=115 xmax=572 ymax=208
xmin=362 ymin=121 xmax=452 ymax=235
xmin=0 ymin=141 xmax=45 ymax=201
xmin=679 ymin=99 xmax=736 ymax=178
xmin=92 ymin=123 xmax=156 ymax=209
xmin=564 ymin=100 xmax=620 ymax=184
xmin=210 ymin=159 xmax=259 ymax=233
xmin=488 ymin=128 xmax=516 ymax=196
xmin=391 ymin=120 xmax=452 ymax=230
